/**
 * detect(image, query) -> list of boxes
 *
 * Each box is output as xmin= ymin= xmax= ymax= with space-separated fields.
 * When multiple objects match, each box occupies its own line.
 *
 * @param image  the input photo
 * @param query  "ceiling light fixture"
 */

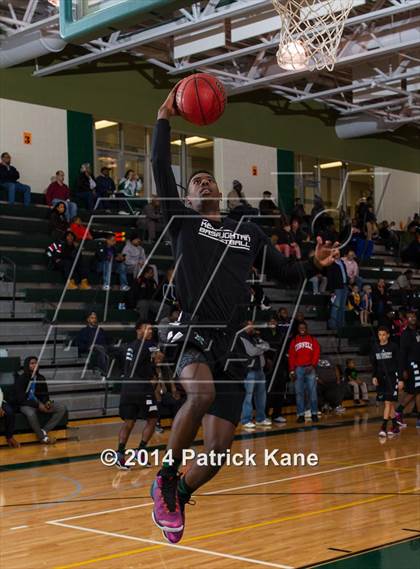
xmin=95 ymin=120 xmax=118 ymax=130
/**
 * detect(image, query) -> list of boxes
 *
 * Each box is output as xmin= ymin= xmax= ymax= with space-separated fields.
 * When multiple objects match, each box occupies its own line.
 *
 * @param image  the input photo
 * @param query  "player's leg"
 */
xmin=151 ymin=358 xmax=214 ymax=534
xmin=162 ymin=413 xmax=237 ymax=544
xmin=378 ymin=397 xmax=388 ymax=437
xmin=116 ymin=415 xmax=135 ymax=469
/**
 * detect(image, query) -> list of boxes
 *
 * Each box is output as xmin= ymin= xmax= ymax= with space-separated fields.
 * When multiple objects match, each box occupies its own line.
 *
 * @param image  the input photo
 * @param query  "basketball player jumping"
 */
xmin=150 ymin=88 xmax=339 ymax=543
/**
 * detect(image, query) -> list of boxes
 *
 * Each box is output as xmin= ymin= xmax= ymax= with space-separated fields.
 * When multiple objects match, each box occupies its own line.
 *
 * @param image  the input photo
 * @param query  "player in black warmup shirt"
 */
xmin=395 ymin=311 xmax=420 ymax=428
xmin=371 ymin=326 xmax=403 ymax=437
xmin=116 ymin=322 xmax=161 ymax=469
xmin=150 ymin=88 xmax=340 ymax=543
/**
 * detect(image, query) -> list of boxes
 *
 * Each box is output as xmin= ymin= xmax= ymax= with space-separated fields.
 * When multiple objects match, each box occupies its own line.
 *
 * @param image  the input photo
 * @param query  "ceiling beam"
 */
xmin=168 ymin=0 xmax=420 ymax=75
xmin=229 ymin=37 xmax=420 ymax=95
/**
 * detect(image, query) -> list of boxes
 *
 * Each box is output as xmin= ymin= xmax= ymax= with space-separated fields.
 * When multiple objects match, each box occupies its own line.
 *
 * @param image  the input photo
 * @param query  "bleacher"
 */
xmin=0 ymin=193 xmax=418 ymax=444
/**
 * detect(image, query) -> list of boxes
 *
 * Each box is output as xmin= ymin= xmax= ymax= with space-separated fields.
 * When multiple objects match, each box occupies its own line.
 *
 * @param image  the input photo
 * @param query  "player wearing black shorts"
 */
xmin=116 ymin=321 xmax=161 ymax=469
xmin=150 ymin=88 xmax=340 ymax=543
xmin=371 ymin=326 xmax=403 ymax=437
xmin=395 ymin=311 xmax=420 ymax=428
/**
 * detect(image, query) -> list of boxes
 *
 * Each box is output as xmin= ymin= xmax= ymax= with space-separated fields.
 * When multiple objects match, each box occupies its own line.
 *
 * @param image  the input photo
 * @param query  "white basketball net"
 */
xmin=272 ymin=0 xmax=353 ymax=72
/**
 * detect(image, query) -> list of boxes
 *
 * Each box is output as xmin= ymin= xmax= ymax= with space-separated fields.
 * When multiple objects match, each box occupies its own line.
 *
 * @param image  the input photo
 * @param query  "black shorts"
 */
xmin=175 ymin=331 xmax=247 ymax=427
xmin=119 ymin=395 xmax=158 ymax=421
xmin=404 ymin=361 xmax=420 ymax=395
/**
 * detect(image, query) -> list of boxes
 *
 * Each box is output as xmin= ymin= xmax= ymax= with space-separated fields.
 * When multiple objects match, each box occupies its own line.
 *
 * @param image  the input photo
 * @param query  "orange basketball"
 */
xmin=175 ymin=73 xmax=226 ymax=126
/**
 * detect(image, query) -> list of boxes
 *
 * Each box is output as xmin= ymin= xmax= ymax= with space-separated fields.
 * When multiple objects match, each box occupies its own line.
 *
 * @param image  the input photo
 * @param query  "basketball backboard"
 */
xmin=59 ymin=0 xmax=191 ymax=43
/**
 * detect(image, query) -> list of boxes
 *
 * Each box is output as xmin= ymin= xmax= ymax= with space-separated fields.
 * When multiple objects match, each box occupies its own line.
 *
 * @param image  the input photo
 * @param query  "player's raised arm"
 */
xmin=152 ymin=88 xmax=187 ymax=222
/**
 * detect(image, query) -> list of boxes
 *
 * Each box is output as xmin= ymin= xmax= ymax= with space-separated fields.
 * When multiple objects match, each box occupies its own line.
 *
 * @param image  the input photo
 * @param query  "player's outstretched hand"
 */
xmin=314 ymin=236 xmax=340 ymax=269
xmin=158 ymin=86 xmax=179 ymax=120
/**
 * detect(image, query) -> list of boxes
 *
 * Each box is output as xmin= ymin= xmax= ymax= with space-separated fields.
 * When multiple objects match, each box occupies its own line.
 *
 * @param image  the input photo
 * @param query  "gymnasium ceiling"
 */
xmin=1 ymin=0 xmax=419 ymax=141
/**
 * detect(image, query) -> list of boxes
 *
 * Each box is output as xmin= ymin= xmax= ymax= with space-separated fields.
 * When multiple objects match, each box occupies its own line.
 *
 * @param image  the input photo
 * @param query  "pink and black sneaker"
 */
xmin=395 ymin=412 xmax=407 ymax=428
xmin=151 ymin=473 xmax=183 ymax=534
xmin=161 ymin=491 xmax=195 ymax=544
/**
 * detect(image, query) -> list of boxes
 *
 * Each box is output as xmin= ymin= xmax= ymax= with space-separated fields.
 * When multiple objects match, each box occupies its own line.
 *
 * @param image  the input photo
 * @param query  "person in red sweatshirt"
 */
xmin=70 ymin=215 xmax=93 ymax=242
xmin=288 ymin=321 xmax=321 ymax=423
xmin=46 ymin=170 xmax=78 ymax=222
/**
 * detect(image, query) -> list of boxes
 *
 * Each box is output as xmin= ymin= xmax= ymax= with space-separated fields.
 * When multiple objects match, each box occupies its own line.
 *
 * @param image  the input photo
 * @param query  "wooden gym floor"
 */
xmin=0 ymin=408 xmax=419 ymax=569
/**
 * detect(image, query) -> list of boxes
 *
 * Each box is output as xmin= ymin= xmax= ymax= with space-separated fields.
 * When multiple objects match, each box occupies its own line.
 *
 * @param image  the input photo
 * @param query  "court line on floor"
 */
xmin=47 ymin=451 xmax=420 ymax=524
xmin=50 ymin=523 xmax=293 ymax=569
xmin=50 ymin=485 xmax=419 ymax=569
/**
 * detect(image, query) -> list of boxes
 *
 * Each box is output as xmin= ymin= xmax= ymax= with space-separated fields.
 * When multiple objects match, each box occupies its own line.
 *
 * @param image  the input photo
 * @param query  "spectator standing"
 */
xmin=240 ymin=321 xmax=272 ymax=429
xmin=14 ymin=356 xmax=67 ymax=444
xmin=75 ymin=312 xmax=110 ymax=376
xmin=49 ymin=201 xmax=69 ymax=240
xmin=95 ymin=166 xmax=116 ymax=206
xmin=288 ymin=322 xmax=320 ymax=422
xmin=75 ymin=163 xmax=96 ymax=211
xmin=342 ymin=250 xmax=362 ymax=288
xmin=96 ymin=234 xmax=130 ymax=291
xmin=262 ymin=316 xmax=287 ymax=424
xmin=131 ymin=265 xmax=160 ymax=320
xmin=345 ymin=358 xmax=369 ymax=404
xmin=0 ymin=386 xmax=20 ymax=448
xmin=46 ymin=170 xmax=77 ymax=221
xmin=372 ymin=278 xmax=391 ymax=321
xmin=46 ymin=230 xmax=91 ymax=289
xmin=360 ymin=284 xmax=373 ymax=327
xmin=122 ymin=233 xmax=147 ymax=277
xmin=327 ymin=257 xmax=349 ymax=330
xmin=0 ymin=152 xmax=31 ymax=206
xmin=347 ymin=284 xmax=361 ymax=320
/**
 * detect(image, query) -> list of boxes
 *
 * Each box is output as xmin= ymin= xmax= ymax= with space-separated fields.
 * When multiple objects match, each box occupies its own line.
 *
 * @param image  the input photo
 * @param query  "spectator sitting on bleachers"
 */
xmin=131 ymin=265 xmax=160 ymax=320
xmin=291 ymin=218 xmax=306 ymax=246
xmin=344 ymin=358 xmax=369 ymax=404
xmin=347 ymin=284 xmax=361 ymax=319
xmin=291 ymin=310 xmax=306 ymax=336
xmin=14 ymin=356 xmax=67 ymax=445
xmin=401 ymin=228 xmax=420 ymax=268
xmin=70 ymin=215 xmax=93 ymax=242
xmin=142 ymin=198 xmax=164 ymax=243
xmin=0 ymin=151 xmax=31 ymax=206
xmin=308 ymin=249 xmax=328 ymax=294
xmin=75 ymin=163 xmax=96 ymax=211
xmin=372 ymin=278 xmax=391 ymax=320
xmin=276 ymin=223 xmax=302 ymax=259
xmin=259 ymin=191 xmax=278 ymax=216
xmin=46 ymin=170 xmax=78 ymax=222
xmin=122 ymin=232 xmax=147 ymax=277
xmin=95 ymin=234 xmax=130 ymax=292
xmin=75 ymin=311 xmax=109 ymax=376
xmin=378 ymin=220 xmax=399 ymax=252
xmin=390 ymin=269 xmax=414 ymax=291
xmin=95 ymin=166 xmax=115 ymax=205
xmin=0 ymin=386 xmax=20 ymax=447
xmin=406 ymin=213 xmax=419 ymax=232
xmin=343 ymin=250 xmax=362 ymax=288
xmin=291 ymin=197 xmax=305 ymax=221
xmin=288 ymin=321 xmax=320 ymax=422
xmin=46 ymin=230 xmax=91 ymax=290
xmin=49 ymin=201 xmax=69 ymax=240
xmin=392 ymin=310 xmax=408 ymax=343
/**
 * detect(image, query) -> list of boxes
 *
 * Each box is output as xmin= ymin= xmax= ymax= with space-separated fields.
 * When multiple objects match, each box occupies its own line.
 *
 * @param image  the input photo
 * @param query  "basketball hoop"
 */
xmin=272 ymin=0 xmax=353 ymax=72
